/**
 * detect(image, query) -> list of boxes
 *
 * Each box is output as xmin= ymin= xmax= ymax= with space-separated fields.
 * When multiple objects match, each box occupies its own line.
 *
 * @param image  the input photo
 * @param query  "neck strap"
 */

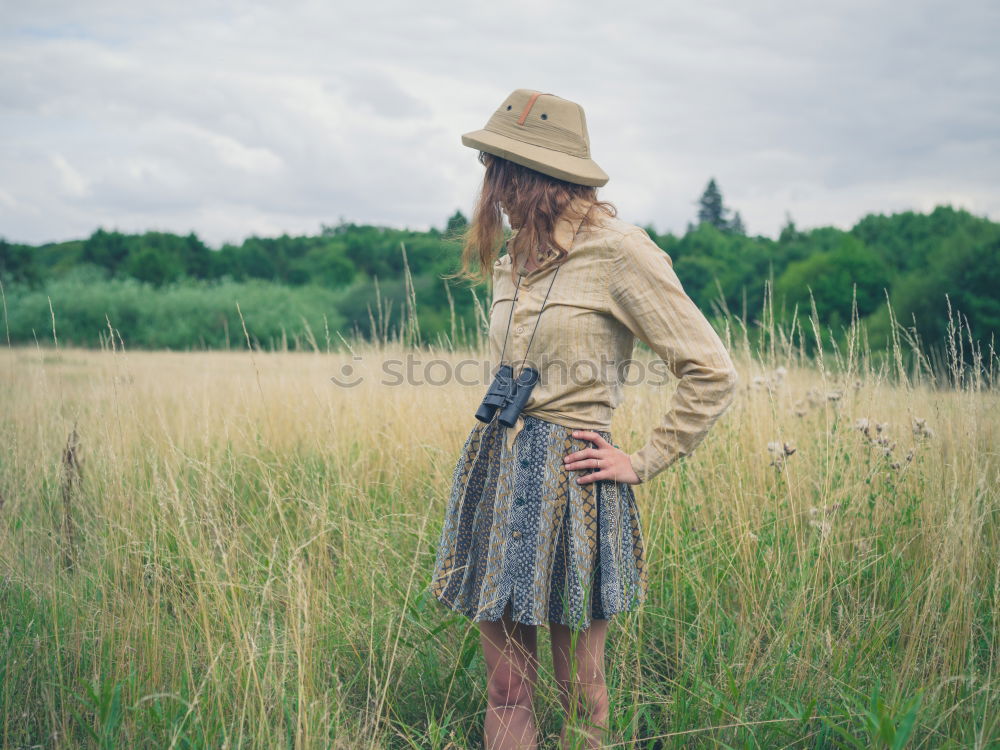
xmin=495 ymin=208 xmax=589 ymax=375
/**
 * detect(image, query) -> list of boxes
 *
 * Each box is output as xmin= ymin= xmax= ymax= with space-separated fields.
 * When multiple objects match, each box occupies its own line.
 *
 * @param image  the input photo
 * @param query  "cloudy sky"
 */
xmin=2 ymin=0 xmax=998 ymax=247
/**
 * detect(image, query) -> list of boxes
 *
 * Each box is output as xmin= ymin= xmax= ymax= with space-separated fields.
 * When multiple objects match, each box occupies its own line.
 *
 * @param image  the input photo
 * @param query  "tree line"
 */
xmin=1 ymin=180 xmax=997 ymax=360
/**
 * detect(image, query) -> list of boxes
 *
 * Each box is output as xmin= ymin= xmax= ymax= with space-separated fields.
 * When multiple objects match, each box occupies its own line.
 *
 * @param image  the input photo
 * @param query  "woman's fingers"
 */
xmin=563 ymin=455 xmax=602 ymax=471
xmin=563 ymin=446 xmax=600 ymax=468
xmin=563 ymin=430 xmax=640 ymax=484
xmin=576 ymin=467 xmax=613 ymax=485
xmin=572 ymin=430 xmax=612 ymax=449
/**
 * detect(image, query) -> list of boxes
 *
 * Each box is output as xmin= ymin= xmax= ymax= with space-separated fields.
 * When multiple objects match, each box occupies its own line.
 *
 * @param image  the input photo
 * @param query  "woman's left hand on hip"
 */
xmin=564 ymin=430 xmax=641 ymax=485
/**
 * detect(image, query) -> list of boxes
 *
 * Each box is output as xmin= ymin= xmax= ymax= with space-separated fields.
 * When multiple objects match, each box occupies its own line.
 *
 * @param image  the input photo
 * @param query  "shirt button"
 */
xmin=515 ymin=326 xmax=525 ymax=334
xmin=511 ymin=530 xmax=522 ymax=539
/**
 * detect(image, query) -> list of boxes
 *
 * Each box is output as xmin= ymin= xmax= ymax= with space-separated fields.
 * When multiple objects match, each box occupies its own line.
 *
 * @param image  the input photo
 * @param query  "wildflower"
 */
xmin=912 ymin=418 xmax=934 ymax=439
xmin=876 ymin=421 xmax=888 ymax=434
xmin=826 ymin=389 xmax=843 ymax=401
xmin=809 ymin=518 xmax=832 ymax=538
xmin=855 ymin=417 xmax=871 ymax=438
xmin=793 ymin=400 xmax=808 ymax=417
xmin=767 ymin=440 xmax=795 ymax=456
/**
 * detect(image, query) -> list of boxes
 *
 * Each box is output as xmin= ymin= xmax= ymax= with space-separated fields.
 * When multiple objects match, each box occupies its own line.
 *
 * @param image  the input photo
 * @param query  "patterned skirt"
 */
xmin=429 ymin=412 xmax=648 ymax=630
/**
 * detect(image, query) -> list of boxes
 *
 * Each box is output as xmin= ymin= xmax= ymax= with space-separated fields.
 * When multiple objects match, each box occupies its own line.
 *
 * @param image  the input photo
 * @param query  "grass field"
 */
xmin=1 ymin=299 xmax=998 ymax=748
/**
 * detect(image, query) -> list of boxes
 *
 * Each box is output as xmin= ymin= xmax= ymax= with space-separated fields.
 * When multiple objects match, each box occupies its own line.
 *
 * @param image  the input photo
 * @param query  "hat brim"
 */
xmin=462 ymin=128 xmax=609 ymax=187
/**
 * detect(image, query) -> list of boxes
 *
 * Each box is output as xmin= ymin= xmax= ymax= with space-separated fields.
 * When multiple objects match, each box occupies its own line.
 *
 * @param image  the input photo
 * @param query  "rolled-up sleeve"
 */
xmin=608 ymin=228 xmax=739 ymax=483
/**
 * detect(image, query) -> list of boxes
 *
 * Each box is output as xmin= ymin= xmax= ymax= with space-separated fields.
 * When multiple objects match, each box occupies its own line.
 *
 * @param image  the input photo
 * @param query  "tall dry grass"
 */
xmin=0 ymin=277 xmax=998 ymax=748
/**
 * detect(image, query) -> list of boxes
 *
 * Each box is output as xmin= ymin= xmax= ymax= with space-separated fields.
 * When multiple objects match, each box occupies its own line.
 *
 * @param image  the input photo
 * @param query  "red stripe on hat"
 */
xmin=517 ymin=92 xmax=548 ymax=125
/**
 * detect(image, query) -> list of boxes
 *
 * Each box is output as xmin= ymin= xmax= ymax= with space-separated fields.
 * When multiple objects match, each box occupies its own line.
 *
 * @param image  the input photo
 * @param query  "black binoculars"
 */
xmin=475 ymin=364 xmax=540 ymax=427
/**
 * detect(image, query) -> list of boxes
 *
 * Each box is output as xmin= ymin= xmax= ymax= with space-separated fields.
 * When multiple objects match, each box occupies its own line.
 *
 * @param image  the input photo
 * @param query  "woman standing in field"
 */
xmin=429 ymin=89 xmax=739 ymax=749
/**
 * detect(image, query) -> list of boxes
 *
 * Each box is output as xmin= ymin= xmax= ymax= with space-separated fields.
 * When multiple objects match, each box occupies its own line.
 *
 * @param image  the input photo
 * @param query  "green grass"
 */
xmin=0 ymin=289 xmax=998 ymax=748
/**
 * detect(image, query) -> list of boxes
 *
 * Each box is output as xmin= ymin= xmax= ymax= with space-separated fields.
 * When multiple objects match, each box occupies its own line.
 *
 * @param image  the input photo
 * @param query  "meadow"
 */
xmin=0 ymin=295 xmax=997 ymax=748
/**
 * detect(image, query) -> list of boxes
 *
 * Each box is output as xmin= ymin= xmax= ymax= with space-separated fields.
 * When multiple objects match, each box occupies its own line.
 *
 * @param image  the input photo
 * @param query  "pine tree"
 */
xmin=445 ymin=210 xmax=468 ymax=236
xmin=696 ymin=178 xmax=746 ymax=234
xmin=778 ymin=212 xmax=799 ymax=243
xmin=697 ymin=178 xmax=728 ymax=230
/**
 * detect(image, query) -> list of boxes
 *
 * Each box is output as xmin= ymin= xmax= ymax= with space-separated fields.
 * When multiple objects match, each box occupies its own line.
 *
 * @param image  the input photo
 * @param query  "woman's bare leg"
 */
xmin=550 ymin=617 xmax=611 ymax=749
xmin=478 ymin=600 xmax=540 ymax=749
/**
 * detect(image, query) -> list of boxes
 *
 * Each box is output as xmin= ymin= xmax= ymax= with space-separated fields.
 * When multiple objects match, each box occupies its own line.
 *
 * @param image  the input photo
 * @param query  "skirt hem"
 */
xmin=431 ymin=587 xmax=647 ymax=630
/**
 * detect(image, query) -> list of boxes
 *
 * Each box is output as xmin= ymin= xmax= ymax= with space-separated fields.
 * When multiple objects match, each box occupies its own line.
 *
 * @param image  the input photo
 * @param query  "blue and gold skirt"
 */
xmin=429 ymin=413 xmax=648 ymax=630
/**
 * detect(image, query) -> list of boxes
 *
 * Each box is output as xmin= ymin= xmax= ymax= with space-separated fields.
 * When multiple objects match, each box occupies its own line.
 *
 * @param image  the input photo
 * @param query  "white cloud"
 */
xmin=0 ymin=0 xmax=998 ymax=245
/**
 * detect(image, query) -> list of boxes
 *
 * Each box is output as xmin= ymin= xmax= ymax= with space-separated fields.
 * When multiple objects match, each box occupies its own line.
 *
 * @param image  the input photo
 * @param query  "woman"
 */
xmin=429 ymin=89 xmax=739 ymax=749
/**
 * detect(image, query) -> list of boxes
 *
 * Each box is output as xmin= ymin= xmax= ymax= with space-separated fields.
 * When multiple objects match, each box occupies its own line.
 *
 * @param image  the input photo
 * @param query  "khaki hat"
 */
xmin=461 ymin=89 xmax=609 ymax=187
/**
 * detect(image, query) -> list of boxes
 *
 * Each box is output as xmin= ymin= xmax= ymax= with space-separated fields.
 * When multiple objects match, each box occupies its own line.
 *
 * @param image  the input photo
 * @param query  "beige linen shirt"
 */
xmin=488 ymin=207 xmax=739 ymax=484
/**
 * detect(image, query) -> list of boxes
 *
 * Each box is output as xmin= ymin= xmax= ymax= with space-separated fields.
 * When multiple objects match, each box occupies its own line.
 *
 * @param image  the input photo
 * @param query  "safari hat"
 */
xmin=461 ymin=89 xmax=609 ymax=187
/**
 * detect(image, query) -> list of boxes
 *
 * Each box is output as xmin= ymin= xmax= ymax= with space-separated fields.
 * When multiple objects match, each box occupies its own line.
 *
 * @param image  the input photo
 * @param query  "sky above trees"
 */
xmin=1 ymin=0 xmax=997 ymax=246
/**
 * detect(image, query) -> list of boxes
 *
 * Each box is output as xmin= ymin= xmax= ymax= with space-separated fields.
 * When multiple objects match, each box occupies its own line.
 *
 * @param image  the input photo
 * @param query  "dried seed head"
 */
xmin=808 ymin=518 xmax=832 ymax=538
xmin=826 ymin=389 xmax=843 ymax=401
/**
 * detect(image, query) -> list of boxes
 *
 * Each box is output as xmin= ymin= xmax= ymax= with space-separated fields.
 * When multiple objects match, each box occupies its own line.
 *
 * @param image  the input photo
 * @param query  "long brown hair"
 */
xmin=449 ymin=152 xmax=616 ymax=285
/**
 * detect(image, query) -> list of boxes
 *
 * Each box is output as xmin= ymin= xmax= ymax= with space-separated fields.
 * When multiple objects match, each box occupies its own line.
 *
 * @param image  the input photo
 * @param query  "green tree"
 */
xmin=775 ymin=236 xmax=891 ymax=331
xmin=729 ymin=210 xmax=746 ymax=236
xmin=696 ymin=178 xmax=744 ymax=234
xmin=82 ymin=228 xmax=130 ymax=271
xmin=697 ymin=178 xmax=727 ymax=230
xmin=445 ymin=210 xmax=468 ymax=238
xmin=889 ymin=225 xmax=1000 ymax=351
xmin=0 ymin=238 xmax=40 ymax=285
